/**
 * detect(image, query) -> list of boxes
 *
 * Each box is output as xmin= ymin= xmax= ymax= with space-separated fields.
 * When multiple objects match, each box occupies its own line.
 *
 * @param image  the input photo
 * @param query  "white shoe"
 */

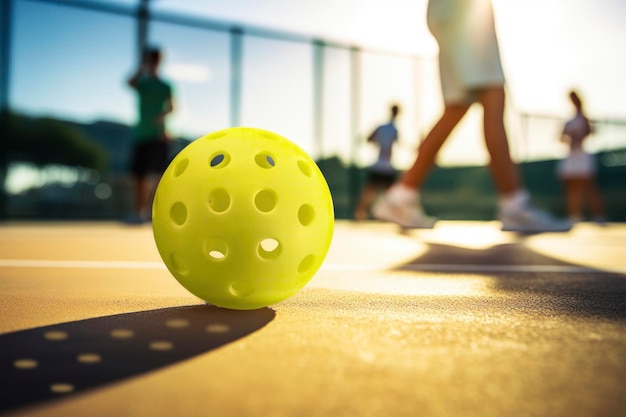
xmin=372 ymin=194 xmax=437 ymax=229
xmin=499 ymin=204 xmax=571 ymax=233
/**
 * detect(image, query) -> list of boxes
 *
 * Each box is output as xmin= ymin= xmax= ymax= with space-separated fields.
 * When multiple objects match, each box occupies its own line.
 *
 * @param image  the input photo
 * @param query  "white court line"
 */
xmin=0 ymin=259 xmax=624 ymax=274
xmin=325 ymin=263 xmax=626 ymax=274
xmin=0 ymin=260 xmax=165 ymax=269
xmin=395 ymin=264 xmax=626 ymax=274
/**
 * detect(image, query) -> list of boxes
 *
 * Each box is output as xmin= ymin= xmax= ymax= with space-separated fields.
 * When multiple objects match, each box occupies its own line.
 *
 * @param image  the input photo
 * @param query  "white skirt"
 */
xmin=557 ymin=149 xmax=596 ymax=179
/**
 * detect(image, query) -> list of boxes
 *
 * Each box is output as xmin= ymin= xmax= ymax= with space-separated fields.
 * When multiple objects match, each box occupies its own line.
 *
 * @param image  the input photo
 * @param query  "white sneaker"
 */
xmin=372 ymin=194 xmax=437 ymax=229
xmin=499 ymin=204 xmax=572 ymax=233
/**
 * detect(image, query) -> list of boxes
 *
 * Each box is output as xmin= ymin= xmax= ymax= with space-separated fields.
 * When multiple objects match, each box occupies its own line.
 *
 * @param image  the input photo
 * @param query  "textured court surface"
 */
xmin=1 ymin=220 xmax=625 ymax=417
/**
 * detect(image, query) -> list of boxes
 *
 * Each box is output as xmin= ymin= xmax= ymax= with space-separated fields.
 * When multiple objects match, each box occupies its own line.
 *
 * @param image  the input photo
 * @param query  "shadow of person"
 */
xmin=0 ymin=304 xmax=275 ymax=413
xmin=393 ymin=242 xmax=626 ymax=320
xmin=397 ymin=241 xmax=574 ymax=267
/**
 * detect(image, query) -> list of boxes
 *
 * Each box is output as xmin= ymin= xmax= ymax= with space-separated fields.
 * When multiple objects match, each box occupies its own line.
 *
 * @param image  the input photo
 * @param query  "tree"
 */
xmin=2 ymin=112 xmax=107 ymax=172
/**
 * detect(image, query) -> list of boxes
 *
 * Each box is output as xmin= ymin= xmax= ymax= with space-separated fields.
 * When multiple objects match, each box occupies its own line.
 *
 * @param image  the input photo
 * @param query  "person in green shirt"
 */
xmin=127 ymin=47 xmax=174 ymax=223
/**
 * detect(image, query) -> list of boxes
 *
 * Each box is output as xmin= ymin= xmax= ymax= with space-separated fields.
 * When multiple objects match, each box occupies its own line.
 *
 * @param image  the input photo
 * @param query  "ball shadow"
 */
xmin=0 ymin=304 xmax=275 ymax=413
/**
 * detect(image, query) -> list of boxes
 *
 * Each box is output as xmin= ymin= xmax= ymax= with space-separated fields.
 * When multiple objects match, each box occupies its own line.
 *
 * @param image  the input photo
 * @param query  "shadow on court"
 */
xmin=394 ymin=241 xmax=626 ymax=320
xmin=0 ymin=305 xmax=275 ymax=414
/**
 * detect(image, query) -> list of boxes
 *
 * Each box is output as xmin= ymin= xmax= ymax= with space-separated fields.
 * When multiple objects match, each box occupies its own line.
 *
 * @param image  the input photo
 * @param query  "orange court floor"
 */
xmin=1 ymin=220 xmax=625 ymax=417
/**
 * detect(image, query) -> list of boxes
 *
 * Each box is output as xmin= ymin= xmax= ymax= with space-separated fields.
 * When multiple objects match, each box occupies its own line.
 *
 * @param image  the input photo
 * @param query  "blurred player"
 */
xmin=127 ymin=47 xmax=174 ymax=223
xmin=354 ymin=104 xmax=400 ymax=220
xmin=557 ymin=90 xmax=606 ymax=223
xmin=373 ymin=0 xmax=571 ymax=232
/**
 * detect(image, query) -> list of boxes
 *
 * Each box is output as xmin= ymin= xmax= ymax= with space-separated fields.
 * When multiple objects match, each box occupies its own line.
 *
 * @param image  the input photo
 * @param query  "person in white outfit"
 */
xmin=373 ymin=0 xmax=571 ymax=232
xmin=354 ymin=104 xmax=400 ymax=220
xmin=355 ymin=105 xmax=400 ymax=220
xmin=557 ymin=91 xmax=605 ymax=223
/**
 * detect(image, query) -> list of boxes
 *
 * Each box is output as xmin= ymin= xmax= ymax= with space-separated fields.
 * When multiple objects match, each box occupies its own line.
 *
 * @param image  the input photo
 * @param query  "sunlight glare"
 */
xmin=416 ymin=222 xmax=516 ymax=250
xmin=164 ymin=63 xmax=212 ymax=83
xmin=524 ymin=226 xmax=626 ymax=273
xmin=310 ymin=271 xmax=493 ymax=298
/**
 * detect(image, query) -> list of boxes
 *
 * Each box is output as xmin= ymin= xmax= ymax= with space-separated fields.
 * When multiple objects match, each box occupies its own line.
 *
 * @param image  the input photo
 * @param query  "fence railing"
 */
xmin=1 ymin=0 xmax=625 ymax=220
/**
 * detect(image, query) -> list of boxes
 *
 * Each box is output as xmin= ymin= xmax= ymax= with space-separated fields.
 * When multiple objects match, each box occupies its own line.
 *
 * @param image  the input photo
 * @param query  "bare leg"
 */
xmin=133 ymin=176 xmax=148 ymax=218
xmin=564 ymin=178 xmax=584 ymax=220
xmin=401 ymin=104 xmax=470 ymax=189
xmin=584 ymin=177 xmax=605 ymax=219
xmin=479 ymin=86 xmax=521 ymax=195
xmin=355 ymin=183 xmax=378 ymax=220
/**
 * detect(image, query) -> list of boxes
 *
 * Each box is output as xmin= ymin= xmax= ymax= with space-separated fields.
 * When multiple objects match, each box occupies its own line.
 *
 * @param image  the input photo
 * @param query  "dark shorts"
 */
xmin=131 ymin=140 xmax=169 ymax=178
xmin=367 ymin=171 xmax=397 ymax=188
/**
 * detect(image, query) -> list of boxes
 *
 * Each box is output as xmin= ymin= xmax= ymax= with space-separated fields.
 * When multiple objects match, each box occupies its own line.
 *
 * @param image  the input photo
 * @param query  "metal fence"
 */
xmin=1 ymin=0 xmax=624 ymax=220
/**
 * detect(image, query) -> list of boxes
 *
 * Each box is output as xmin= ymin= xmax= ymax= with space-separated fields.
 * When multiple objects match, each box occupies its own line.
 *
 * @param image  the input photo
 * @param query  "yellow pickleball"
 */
xmin=152 ymin=127 xmax=334 ymax=310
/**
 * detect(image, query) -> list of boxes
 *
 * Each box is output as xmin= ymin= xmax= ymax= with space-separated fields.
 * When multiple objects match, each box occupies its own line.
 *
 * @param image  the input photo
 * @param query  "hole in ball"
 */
xmin=205 ymin=238 xmax=228 ymax=261
xmin=255 ymin=153 xmax=275 ymax=169
xmin=255 ymin=189 xmax=277 ymax=213
xmin=298 ymin=254 xmax=316 ymax=274
xmin=208 ymin=189 xmax=231 ymax=213
xmin=209 ymin=152 xmax=231 ymax=168
xmin=171 ymin=253 xmax=190 ymax=275
xmin=229 ymin=281 xmax=254 ymax=297
xmin=258 ymin=238 xmax=281 ymax=260
xmin=298 ymin=204 xmax=315 ymax=226
xmin=174 ymin=158 xmax=189 ymax=177
xmin=297 ymin=159 xmax=312 ymax=177
xmin=170 ymin=202 xmax=188 ymax=226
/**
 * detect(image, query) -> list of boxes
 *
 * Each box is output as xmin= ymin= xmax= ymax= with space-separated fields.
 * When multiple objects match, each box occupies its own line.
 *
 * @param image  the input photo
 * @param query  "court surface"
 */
xmin=1 ymin=220 xmax=625 ymax=417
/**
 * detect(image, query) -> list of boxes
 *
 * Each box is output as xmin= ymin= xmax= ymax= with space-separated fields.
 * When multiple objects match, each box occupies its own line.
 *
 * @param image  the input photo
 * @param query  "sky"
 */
xmin=148 ymin=0 xmax=626 ymax=117
xmin=7 ymin=0 xmax=626 ymax=170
